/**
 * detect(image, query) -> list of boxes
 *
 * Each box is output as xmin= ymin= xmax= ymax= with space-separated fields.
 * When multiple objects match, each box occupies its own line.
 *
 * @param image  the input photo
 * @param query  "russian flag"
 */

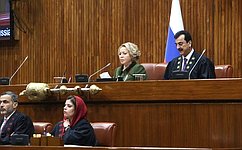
xmin=164 ymin=0 xmax=184 ymax=63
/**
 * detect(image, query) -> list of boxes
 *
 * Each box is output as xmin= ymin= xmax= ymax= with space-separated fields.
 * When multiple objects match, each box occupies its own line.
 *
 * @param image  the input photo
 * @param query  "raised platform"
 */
xmin=0 ymin=78 xmax=242 ymax=148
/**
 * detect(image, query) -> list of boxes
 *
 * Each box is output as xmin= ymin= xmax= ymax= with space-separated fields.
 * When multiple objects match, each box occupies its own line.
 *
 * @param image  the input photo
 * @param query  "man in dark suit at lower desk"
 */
xmin=0 ymin=91 xmax=34 ymax=145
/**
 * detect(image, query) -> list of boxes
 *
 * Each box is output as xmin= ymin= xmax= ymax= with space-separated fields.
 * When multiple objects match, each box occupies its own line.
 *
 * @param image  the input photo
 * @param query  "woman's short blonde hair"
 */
xmin=118 ymin=42 xmax=141 ymax=62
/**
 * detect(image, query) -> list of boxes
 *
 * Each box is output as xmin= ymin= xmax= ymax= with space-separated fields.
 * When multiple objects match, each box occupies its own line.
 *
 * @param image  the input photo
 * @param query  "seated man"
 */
xmin=0 ymin=91 xmax=34 ymax=145
xmin=164 ymin=30 xmax=216 ymax=79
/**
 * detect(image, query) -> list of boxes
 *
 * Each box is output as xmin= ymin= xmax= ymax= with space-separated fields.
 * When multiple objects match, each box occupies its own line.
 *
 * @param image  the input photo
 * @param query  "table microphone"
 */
xmin=188 ymin=49 xmax=206 ymax=80
xmin=9 ymin=56 xmax=29 ymax=85
xmin=85 ymin=63 xmax=111 ymax=88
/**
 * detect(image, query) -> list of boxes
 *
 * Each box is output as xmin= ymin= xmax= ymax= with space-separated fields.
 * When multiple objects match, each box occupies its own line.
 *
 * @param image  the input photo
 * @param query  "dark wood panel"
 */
xmin=16 ymin=101 xmax=242 ymax=148
xmin=0 ymin=0 xmax=241 ymax=84
xmin=88 ymin=79 xmax=242 ymax=101
xmin=87 ymin=103 xmax=242 ymax=147
xmin=0 ymin=146 xmax=211 ymax=150
xmin=0 ymin=79 xmax=242 ymax=147
xmin=1 ymin=79 xmax=241 ymax=102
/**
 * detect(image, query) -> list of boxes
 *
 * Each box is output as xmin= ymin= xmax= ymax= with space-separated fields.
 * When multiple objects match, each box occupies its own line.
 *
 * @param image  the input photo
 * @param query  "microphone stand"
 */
xmin=85 ymin=63 xmax=111 ymax=88
xmin=188 ymin=49 xmax=206 ymax=80
xmin=9 ymin=56 xmax=28 ymax=85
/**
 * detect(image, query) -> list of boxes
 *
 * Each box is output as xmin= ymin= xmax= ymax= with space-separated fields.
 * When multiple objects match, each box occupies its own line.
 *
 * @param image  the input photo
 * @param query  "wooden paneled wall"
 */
xmin=0 ymin=0 xmax=241 ymax=84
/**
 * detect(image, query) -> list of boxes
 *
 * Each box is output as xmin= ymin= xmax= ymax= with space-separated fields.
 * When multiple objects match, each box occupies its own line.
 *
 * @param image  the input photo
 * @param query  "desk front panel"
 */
xmin=0 ymin=79 xmax=242 ymax=148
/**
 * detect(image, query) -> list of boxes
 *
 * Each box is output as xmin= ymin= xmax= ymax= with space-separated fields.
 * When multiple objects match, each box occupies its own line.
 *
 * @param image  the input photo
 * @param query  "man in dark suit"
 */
xmin=164 ymin=30 xmax=216 ymax=80
xmin=0 ymin=91 xmax=34 ymax=145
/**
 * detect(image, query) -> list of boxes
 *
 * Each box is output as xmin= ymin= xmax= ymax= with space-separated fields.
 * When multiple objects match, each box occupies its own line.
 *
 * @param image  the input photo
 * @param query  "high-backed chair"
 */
xmin=215 ymin=65 xmax=233 ymax=78
xmin=91 ymin=122 xmax=117 ymax=147
xmin=141 ymin=63 xmax=167 ymax=80
xmin=141 ymin=63 xmax=157 ymax=80
xmin=156 ymin=63 xmax=167 ymax=79
xmin=33 ymin=122 xmax=53 ymax=134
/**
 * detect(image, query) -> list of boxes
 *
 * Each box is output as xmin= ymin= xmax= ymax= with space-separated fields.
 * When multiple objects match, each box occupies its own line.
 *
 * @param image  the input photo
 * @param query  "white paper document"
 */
xmin=99 ymin=72 xmax=112 ymax=78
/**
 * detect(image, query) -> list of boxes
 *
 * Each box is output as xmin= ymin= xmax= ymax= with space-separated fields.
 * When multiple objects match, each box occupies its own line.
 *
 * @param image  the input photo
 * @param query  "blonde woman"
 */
xmin=114 ymin=42 xmax=147 ymax=81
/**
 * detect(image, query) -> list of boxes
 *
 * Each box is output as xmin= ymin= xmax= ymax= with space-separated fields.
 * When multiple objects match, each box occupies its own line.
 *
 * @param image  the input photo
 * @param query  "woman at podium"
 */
xmin=114 ymin=42 xmax=147 ymax=81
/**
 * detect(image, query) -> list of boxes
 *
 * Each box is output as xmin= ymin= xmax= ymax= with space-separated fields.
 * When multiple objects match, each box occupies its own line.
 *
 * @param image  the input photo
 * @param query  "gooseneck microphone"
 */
xmin=9 ymin=56 xmax=29 ymax=85
xmin=85 ymin=63 xmax=111 ymax=88
xmin=188 ymin=49 xmax=206 ymax=80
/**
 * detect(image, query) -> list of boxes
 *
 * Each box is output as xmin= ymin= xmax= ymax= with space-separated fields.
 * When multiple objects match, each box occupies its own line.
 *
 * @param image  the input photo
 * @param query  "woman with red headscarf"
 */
xmin=51 ymin=95 xmax=96 ymax=146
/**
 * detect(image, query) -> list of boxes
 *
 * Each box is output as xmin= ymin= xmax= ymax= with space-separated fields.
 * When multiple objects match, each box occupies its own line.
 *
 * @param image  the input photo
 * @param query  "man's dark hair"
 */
xmin=1 ymin=91 xmax=18 ymax=102
xmin=174 ymin=30 xmax=192 ymax=43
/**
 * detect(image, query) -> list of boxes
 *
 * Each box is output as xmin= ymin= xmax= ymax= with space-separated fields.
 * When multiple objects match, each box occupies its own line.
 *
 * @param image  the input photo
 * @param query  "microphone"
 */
xmin=61 ymin=70 xmax=67 ymax=83
xmin=188 ymin=49 xmax=206 ymax=80
xmin=88 ymin=63 xmax=111 ymax=82
xmin=85 ymin=63 xmax=111 ymax=87
xmin=9 ymin=56 xmax=29 ymax=85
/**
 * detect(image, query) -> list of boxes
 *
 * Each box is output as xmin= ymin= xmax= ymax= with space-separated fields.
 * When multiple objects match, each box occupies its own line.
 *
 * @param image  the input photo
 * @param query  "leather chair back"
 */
xmin=141 ymin=63 xmax=167 ymax=80
xmin=91 ymin=122 xmax=117 ymax=146
xmin=33 ymin=122 xmax=53 ymax=134
xmin=141 ymin=63 xmax=157 ymax=80
xmin=156 ymin=63 xmax=167 ymax=79
xmin=215 ymin=65 xmax=233 ymax=78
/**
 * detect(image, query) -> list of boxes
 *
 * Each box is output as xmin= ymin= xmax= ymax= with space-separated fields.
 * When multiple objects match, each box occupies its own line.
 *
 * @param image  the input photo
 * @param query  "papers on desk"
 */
xmin=99 ymin=72 xmax=111 ymax=78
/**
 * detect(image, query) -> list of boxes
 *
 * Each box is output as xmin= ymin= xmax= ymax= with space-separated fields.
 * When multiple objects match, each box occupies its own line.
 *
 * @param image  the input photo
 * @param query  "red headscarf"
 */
xmin=59 ymin=96 xmax=87 ymax=137
xmin=70 ymin=96 xmax=87 ymax=127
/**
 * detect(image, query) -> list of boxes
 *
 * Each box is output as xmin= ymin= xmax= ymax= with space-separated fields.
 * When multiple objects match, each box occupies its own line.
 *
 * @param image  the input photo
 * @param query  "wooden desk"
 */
xmin=88 ymin=78 xmax=242 ymax=101
xmin=31 ymin=136 xmax=63 ymax=146
xmin=0 ymin=145 xmax=212 ymax=150
xmin=0 ymin=79 xmax=242 ymax=148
